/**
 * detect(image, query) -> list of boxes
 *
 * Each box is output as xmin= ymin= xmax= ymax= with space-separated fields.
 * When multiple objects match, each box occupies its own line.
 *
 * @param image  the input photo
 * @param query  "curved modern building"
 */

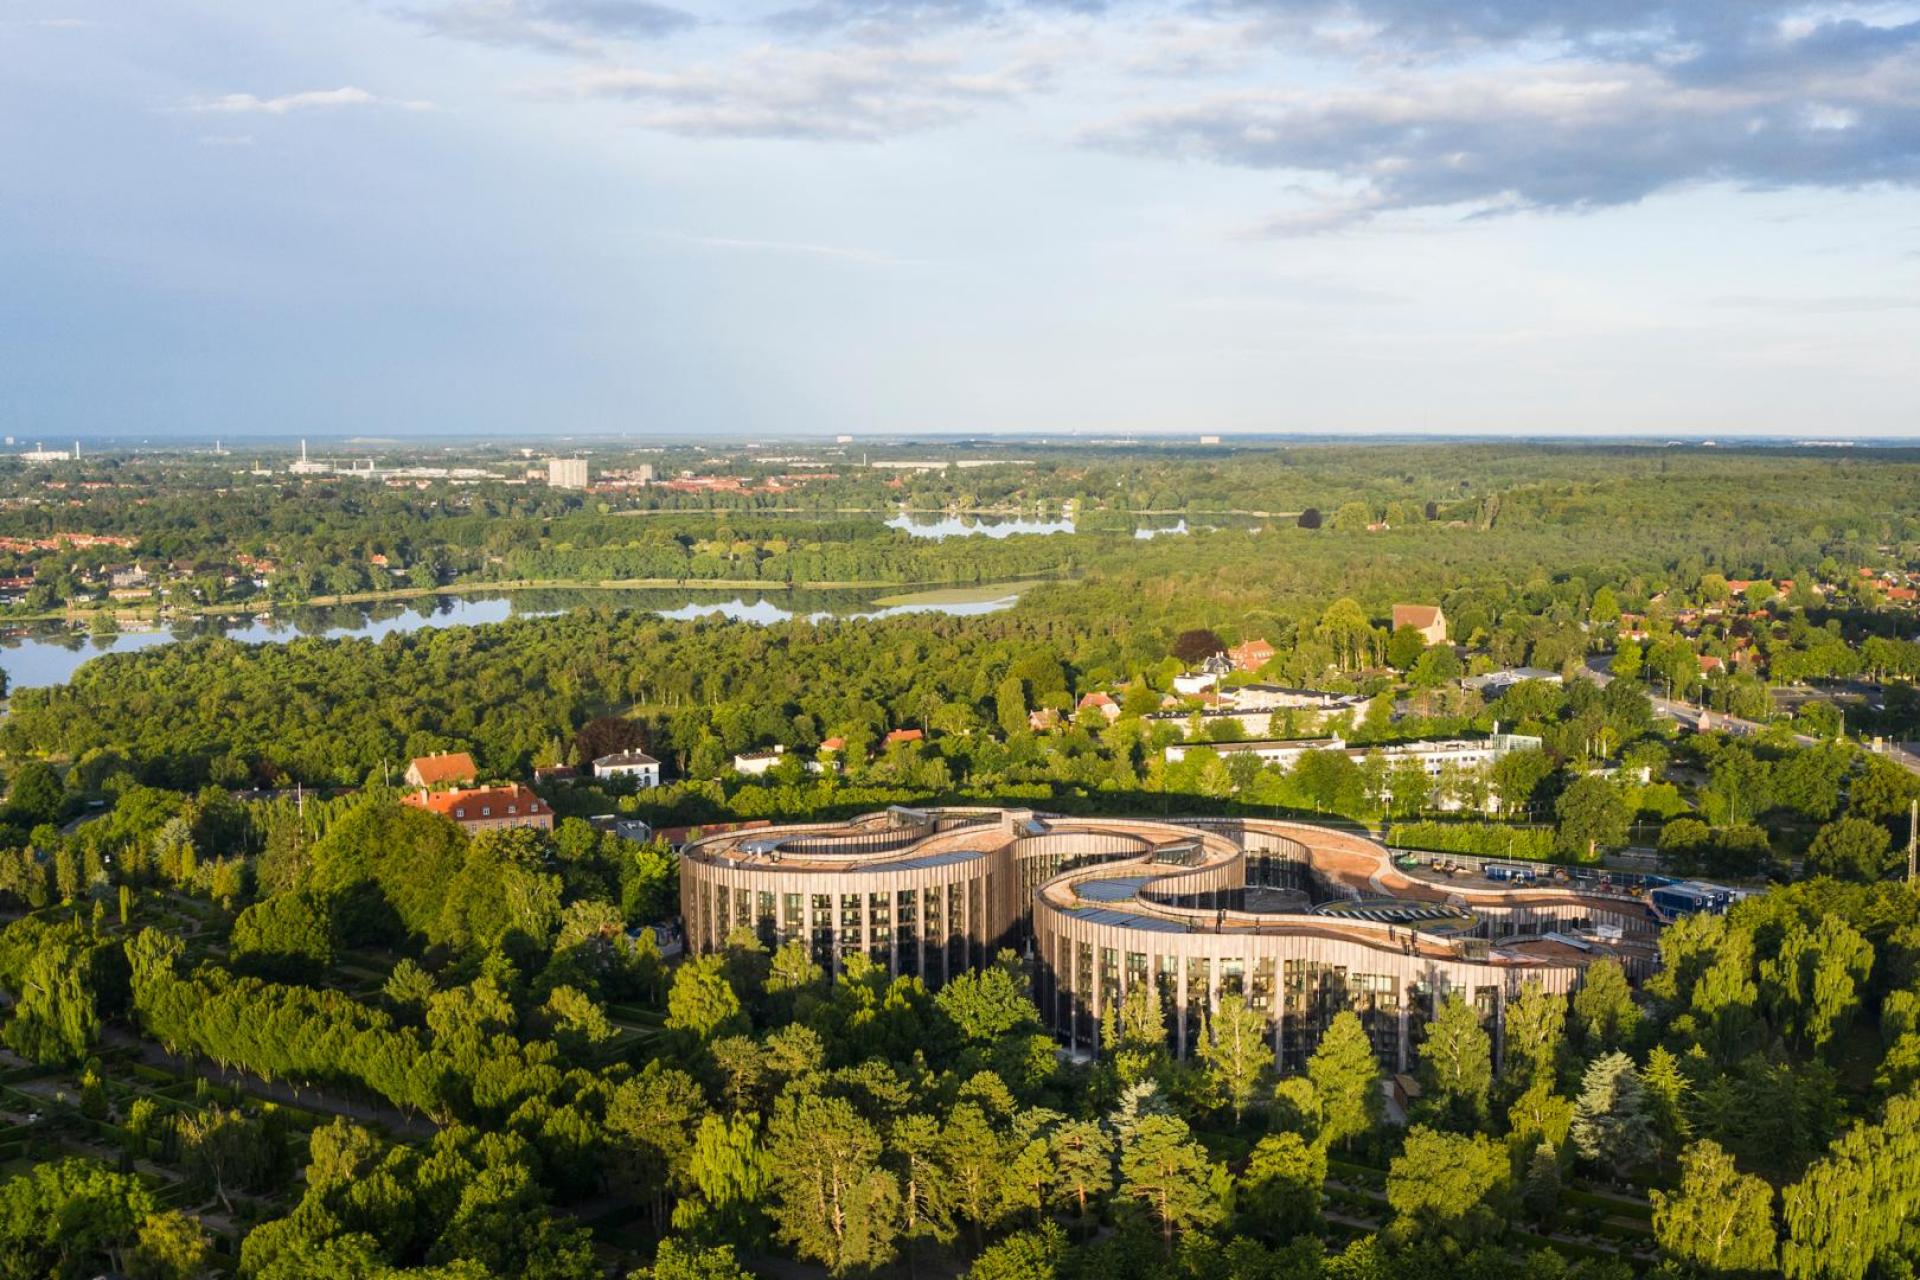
xmin=681 ymin=807 xmax=1657 ymax=1072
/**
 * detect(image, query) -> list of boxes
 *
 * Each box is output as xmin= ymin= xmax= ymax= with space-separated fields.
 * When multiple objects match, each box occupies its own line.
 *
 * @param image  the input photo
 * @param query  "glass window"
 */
xmin=811 ymin=893 xmax=833 ymax=966
xmin=1251 ymin=956 xmax=1276 ymax=1012
xmin=868 ymin=892 xmax=892 ymax=962
xmin=948 ymin=883 xmax=967 ymax=974
xmin=1185 ymin=956 xmax=1212 ymax=1046
xmin=840 ymin=893 xmax=863 ymax=958
xmin=1220 ymin=957 xmax=1245 ymax=998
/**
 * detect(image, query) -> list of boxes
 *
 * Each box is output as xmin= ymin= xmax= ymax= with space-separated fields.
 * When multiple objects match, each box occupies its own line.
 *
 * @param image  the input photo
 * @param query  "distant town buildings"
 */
xmin=596 ymin=464 xmax=655 ymax=488
xmin=288 ymin=440 xmax=330 ymax=476
xmin=0 ymin=532 xmax=135 ymax=554
xmin=19 ymin=441 xmax=79 ymax=464
xmin=548 ymin=457 xmax=589 ymax=489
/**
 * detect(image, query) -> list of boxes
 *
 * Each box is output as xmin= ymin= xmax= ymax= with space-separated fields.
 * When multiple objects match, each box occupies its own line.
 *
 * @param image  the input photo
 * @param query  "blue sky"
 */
xmin=2 ymin=0 xmax=1919 ymax=439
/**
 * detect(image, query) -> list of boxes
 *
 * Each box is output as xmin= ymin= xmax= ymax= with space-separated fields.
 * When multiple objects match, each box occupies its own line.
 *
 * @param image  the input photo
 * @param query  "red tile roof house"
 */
xmin=404 ymin=752 xmax=478 ymax=790
xmin=1078 ymin=692 xmax=1122 ymax=722
xmin=404 ymin=783 xmax=553 ymax=832
xmin=1390 ymin=604 xmax=1448 ymax=645
xmin=885 ymin=728 xmax=924 ymax=745
xmin=1226 ymin=639 xmax=1276 ymax=673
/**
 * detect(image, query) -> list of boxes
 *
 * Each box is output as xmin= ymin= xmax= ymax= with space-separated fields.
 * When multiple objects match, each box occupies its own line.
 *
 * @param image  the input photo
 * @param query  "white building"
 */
xmin=1165 ymin=732 xmax=1544 ymax=783
xmin=1171 ymin=671 xmax=1220 ymax=696
xmin=1369 ymin=733 xmax=1544 ymax=778
xmin=289 ymin=439 xmax=330 ymax=475
xmin=733 ymin=746 xmax=786 ymax=777
xmin=593 ymin=750 xmax=661 ymax=787
xmin=20 ymin=441 xmax=78 ymax=464
xmin=1463 ymin=668 xmax=1564 ymax=695
xmin=548 ymin=457 xmax=589 ymax=489
xmin=1225 ymin=685 xmax=1373 ymax=715
xmin=1165 ymin=736 xmax=1340 ymax=769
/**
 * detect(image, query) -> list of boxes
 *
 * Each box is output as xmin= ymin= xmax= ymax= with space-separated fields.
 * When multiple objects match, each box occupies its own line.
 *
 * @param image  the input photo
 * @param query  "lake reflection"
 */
xmin=885 ymin=513 xmax=1075 ymax=539
xmin=0 ymin=586 xmax=1021 ymax=691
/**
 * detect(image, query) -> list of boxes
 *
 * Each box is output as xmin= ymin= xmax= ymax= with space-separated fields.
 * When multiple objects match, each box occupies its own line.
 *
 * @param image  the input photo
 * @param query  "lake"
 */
xmin=885 ymin=512 xmax=1216 ymax=539
xmin=886 ymin=513 xmax=1075 ymax=538
xmin=0 ymin=584 xmax=1029 ymax=691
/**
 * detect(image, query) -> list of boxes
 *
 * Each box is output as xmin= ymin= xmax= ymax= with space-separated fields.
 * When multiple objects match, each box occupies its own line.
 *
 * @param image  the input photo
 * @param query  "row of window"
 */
xmin=693 ymin=877 xmax=989 ymax=983
xmin=1040 ymin=940 xmax=1502 ymax=1070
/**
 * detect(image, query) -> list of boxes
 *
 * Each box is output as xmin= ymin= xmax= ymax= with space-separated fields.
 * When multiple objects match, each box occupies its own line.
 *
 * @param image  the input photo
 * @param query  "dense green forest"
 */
xmin=4 ymin=444 xmax=1919 ymax=608
xmin=5 ymin=442 xmax=1920 ymax=1277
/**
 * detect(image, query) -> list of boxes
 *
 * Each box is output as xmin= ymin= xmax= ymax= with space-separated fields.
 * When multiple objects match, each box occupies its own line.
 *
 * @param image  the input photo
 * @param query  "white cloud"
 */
xmin=558 ymin=43 xmax=1048 ymax=139
xmin=1088 ymin=49 xmax=1920 ymax=228
xmin=396 ymin=0 xmax=694 ymax=55
xmin=182 ymin=86 xmax=436 ymax=114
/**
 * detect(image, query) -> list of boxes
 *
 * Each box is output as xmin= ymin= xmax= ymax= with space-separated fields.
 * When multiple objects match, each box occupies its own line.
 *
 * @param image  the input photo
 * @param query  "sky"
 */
xmin=2 ymin=0 xmax=1919 ymax=440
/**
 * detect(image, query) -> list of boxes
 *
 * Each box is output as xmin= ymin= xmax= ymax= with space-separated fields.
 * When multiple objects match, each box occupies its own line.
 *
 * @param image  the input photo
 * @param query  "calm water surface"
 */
xmin=0 ymin=587 xmax=1021 ymax=690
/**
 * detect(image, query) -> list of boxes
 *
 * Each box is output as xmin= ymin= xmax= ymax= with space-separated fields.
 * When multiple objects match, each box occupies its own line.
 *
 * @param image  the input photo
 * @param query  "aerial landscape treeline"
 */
xmin=3 ymin=442 xmax=1920 ymax=1277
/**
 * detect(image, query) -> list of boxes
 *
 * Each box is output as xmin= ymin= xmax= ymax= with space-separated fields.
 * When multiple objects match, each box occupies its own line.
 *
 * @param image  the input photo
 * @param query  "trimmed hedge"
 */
xmin=1392 ymin=821 xmax=1558 ymax=861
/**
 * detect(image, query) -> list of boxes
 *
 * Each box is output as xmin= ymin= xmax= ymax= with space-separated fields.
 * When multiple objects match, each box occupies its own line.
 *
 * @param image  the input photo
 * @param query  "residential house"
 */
xmin=1028 ymin=708 xmax=1061 ymax=732
xmin=885 ymin=729 xmax=925 ymax=746
xmin=1391 ymin=603 xmax=1448 ymax=645
xmin=593 ymin=751 xmax=661 ymax=787
xmin=404 ymin=783 xmax=553 ymax=832
xmin=404 ymin=752 xmax=478 ymax=790
xmin=532 ymin=764 xmax=577 ymax=785
xmin=1226 ymin=638 xmax=1276 ymax=673
xmin=1078 ymin=692 xmax=1121 ymax=722
xmin=733 ymin=746 xmax=786 ymax=776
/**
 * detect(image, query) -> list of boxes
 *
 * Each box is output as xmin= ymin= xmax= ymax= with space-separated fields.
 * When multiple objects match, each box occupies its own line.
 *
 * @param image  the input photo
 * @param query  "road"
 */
xmin=1582 ymin=656 xmax=1920 ymax=772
